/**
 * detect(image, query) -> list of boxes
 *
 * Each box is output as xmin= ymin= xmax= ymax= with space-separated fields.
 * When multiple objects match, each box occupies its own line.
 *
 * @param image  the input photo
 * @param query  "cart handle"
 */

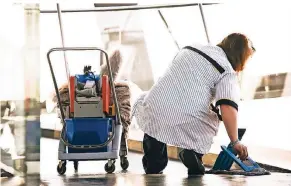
xmin=47 ymin=47 xmax=122 ymax=149
xmin=47 ymin=47 xmax=121 ymax=125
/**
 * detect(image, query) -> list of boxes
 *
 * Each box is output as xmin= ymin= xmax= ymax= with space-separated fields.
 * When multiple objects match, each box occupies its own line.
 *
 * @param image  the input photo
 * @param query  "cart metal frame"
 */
xmin=47 ymin=47 xmax=128 ymax=174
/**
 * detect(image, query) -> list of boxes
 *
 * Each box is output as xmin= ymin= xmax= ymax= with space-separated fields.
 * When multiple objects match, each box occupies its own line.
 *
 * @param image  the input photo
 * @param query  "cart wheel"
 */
xmin=73 ymin=161 xmax=78 ymax=171
xmin=105 ymin=162 xmax=115 ymax=173
xmin=120 ymin=157 xmax=129 ymax=170
xmin=57 ymin=161 xmax=66 ymax=175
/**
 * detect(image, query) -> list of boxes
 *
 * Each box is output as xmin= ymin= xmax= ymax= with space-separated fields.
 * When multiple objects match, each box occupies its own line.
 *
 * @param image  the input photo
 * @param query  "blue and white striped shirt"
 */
xmin=132 ymin=45 xmax=240 ymax=154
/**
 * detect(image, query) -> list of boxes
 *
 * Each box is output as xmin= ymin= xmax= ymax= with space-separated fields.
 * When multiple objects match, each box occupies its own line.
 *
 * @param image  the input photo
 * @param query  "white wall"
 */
xmin=40 ymin=12 xmax=103 ymax=102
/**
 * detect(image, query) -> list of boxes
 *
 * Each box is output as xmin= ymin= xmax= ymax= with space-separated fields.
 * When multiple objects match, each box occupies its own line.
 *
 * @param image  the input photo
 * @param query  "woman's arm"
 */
xmin=215 ymin=73 xmax=248 ymax=160
xmin=220 ymin=104 xmax=238 ymax=143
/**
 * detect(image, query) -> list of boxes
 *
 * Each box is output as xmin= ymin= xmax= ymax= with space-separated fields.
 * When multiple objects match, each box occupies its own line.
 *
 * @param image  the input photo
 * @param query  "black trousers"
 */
xmin=142 ymin=133 xmax=204 ymax=174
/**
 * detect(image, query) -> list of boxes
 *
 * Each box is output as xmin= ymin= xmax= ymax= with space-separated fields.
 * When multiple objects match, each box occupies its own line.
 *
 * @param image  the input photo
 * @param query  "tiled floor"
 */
xmin=2 ymin=138 xmax=291 ymax=186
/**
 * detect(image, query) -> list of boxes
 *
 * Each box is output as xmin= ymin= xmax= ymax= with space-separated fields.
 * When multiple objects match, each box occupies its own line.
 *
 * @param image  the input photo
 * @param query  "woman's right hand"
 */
xmin=233 ymin=142 xmax=248 ymax=161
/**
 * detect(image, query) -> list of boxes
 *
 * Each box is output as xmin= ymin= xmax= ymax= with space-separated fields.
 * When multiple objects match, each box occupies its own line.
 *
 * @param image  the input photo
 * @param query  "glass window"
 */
xmin=201 ymin=3 xmax=241 ymax=44
xmin=0 ymin=4 xmax=25 ymax=101
xmin=204 ymin=3 xmax=291 ymax=151
xmin=97 ymin=10 xmax=156 ymax=91
xmin=61 ymin=12 xmax=103 ymax=75
xmin=204 ymin=3 xmax=291 ymax=100
xmin=159 ymin=6 xmax=208 ymax=47
xmin=40 ymin=13 xmax=65 ymax=130
xmin=40 ymin=12 xmax=105 ymax=102
xmin=139 ymin=9 xmax=179 ymax=82
xmin=40 ymin=13 xmax=65 ymax=103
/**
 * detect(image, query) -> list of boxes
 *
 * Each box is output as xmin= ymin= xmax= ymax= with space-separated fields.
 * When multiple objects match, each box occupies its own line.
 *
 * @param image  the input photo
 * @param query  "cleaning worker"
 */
xmin=131 ymin=33 xmax=256 ymax=175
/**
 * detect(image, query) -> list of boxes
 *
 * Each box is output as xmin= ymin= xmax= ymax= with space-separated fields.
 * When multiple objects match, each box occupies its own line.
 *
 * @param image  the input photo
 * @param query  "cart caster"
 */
xmin=57 ymin=161 xmax=66 ymax=175
xmin=105 ymin=161 xmax=115 ymax=173
xmin=120 ymin=156 xmax=129 ymax=170
xmin=73 ymin=161 xmax=78 ymax=171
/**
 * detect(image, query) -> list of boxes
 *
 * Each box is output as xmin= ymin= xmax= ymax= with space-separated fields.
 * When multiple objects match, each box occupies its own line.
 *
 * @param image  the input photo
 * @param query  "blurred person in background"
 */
xmin=1 ymin=101 xmax=17 ymax=177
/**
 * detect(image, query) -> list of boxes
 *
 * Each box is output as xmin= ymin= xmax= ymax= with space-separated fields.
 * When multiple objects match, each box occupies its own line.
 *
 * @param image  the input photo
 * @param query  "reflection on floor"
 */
xmin=1 ymin=138 xmax=291 ymax=186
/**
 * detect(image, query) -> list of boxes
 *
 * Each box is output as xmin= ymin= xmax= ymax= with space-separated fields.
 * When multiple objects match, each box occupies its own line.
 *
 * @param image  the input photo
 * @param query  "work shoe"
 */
xmin=142 ymin=157 xmax=164 ymax=174
xmin=179 ymin=149 xmax=205 ymax=175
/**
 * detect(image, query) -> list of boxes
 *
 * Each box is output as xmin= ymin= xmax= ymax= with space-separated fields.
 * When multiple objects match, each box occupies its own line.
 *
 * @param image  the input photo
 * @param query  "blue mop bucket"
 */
xmin=64 ymin=118 xmax=112 ymax=153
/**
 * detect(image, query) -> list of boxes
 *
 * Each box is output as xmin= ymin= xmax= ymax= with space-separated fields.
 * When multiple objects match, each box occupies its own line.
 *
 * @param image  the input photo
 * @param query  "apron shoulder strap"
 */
xmin=183 ymin=46 xmax=224 ymax=121
xmin=183 ymin=46 xmax=225 ymax=74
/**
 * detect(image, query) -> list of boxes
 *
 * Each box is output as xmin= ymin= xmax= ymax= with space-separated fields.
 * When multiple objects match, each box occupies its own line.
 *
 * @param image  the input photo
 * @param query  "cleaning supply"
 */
xmin=47 ymin=47 xmax=129 ymax=175
xmin=206 ymin=128 xmax=271 ymax=176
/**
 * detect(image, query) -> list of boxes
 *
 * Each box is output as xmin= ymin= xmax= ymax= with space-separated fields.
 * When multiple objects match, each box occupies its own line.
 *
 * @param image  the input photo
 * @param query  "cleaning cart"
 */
xmin=47 ymin=47 xmax=129 ymax=175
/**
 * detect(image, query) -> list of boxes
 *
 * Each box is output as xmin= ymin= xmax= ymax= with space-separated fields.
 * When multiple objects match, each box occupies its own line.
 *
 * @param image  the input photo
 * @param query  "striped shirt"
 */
xmin=132 ymin=44 xmax=240 ymax=154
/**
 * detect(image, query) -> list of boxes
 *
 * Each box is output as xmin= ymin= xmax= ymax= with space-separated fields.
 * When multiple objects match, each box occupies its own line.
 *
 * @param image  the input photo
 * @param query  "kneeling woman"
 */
xmin=132 ymin=33 xmax=255 ymax=175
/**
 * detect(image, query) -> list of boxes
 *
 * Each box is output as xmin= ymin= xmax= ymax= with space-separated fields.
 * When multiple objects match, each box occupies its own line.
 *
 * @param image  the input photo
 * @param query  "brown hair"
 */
xmin=217 ymin=33 xmax=255 ymax=72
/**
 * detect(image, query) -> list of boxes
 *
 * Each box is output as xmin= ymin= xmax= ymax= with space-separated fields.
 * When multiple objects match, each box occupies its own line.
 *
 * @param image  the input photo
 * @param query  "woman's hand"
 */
xmin=233 ymin=142 xmax=248 ymax=161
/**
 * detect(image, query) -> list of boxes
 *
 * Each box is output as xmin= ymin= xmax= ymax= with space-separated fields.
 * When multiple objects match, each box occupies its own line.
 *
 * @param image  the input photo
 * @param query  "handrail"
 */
xmin=40 ymin=3 xmax=220 ymax=13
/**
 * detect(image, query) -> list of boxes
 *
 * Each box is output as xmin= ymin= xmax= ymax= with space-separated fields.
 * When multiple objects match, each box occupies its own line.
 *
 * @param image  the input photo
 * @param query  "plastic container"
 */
xmin=65 ymin=118 xmax=111 ymax=153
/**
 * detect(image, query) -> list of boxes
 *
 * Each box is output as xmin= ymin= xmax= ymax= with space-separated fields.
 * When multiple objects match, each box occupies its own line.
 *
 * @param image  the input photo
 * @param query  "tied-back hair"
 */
xmin=217 ymin=33 xmax=255 ymax=72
